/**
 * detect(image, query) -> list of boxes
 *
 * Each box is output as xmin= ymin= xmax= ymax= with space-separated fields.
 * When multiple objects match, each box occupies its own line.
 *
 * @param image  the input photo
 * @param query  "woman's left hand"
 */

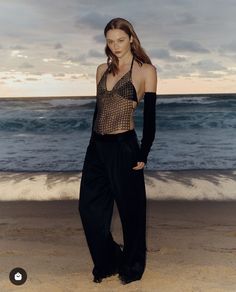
xmin=132 ymin=161 xmax=145 ymax=170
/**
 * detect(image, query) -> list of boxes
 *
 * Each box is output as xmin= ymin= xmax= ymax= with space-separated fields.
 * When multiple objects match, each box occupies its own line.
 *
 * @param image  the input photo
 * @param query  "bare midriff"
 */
xmin=108 ymin=129 xmax=133 ymax=134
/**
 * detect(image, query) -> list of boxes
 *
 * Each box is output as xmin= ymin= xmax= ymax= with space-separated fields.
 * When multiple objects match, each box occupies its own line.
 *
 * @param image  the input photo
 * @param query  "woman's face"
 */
xmin=106 ymin=29 xmax=133 ymax=58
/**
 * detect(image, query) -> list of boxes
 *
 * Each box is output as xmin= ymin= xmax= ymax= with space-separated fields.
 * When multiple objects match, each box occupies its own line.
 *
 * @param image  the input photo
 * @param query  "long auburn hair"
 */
xmin=104 ymin=18 xmax=152 ymax=76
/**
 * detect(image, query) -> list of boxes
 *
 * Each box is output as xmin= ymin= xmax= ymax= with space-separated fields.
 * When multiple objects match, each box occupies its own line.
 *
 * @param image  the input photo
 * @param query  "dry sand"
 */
xmin=1 ymin=199 xmax=236 ymax=292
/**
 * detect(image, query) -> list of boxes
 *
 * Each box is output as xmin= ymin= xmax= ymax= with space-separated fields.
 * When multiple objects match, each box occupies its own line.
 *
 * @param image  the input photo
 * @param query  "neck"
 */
xmin=118 ymin=53 xmax=133 ymax=67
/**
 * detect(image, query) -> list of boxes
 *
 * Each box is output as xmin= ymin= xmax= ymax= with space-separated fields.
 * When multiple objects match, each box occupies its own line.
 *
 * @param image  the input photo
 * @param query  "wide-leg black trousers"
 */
xmin=78 ymin=129 xmax=147 ymax=279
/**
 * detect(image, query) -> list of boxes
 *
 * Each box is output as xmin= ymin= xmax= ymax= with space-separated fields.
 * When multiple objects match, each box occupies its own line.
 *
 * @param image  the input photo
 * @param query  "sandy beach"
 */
xmin=1 ymin=198 xmax=236 ymax=291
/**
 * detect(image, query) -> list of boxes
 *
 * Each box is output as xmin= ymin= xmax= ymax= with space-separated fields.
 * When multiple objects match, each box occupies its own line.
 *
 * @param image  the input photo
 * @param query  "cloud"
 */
xmin=11 ymin=50 xmax=28 ymax=58
xmin=0 ymin=74 xmax=17 ymax=79
xmin=10 ymin=45 xmax=27 ymax=50
xmin=57 ymin=51 xmax=68 ymax=59
xmin=159 ymin=63 xmax=193 ymax=78
xmin=191 ymin=59 xmax=226 ymax=72
xmin=158 ymin=58 xmax=229 ymax=79
xmin=54 ymin=43 xmax=63 ymax=49
xmin=1 ymin=76 xmax=11 ymax=80
xmin=68 ymin=54 xmax=87 ymax=63
xmin=76 ymin=12 xmax=110 ymax=30
xmin=25 ymin=77 xmax=40 ymax=81
xmin=19 ymin=62 xmax=34 ymax=68
xmin=219 ymin=40 xmax=236 ymax=53
xmin=30 ymin=72 xmax=44 ymax=76
xmin=173 ymin=12 xmax=197 ymax=25
xmin=53 ymin=73 xmax=65 ymax=77
xmin=71 ymin=75 xmax=79 ymax=79
xmin=94 ymin=34 xmax=105 ymax=44
xmin=43 ymin=58 xmax=58 ymax=62
xmin=148 ymin=48 xmax=187 ymax=62
xmin=218 ymin=41 xmax=236 ymax=61
xmin=88 ymin=49 xmax=104 ymax=58
xmin=169 ymin=40 xmax=210 ymax=53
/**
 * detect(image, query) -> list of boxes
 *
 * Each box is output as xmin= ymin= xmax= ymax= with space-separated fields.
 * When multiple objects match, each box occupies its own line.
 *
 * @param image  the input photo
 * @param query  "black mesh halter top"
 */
xmin=93 ymin=56 xmax=139 ymax=135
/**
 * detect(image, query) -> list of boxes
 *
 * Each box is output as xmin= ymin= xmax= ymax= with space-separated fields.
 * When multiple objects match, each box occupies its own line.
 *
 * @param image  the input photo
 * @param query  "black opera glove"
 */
xmin=137 ymin=92 xmax=157 ymax=164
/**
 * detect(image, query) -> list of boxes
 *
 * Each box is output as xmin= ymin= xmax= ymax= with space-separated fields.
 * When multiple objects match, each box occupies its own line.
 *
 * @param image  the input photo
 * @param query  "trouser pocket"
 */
xmin=120 ymin=135 xmax=140 ymax=168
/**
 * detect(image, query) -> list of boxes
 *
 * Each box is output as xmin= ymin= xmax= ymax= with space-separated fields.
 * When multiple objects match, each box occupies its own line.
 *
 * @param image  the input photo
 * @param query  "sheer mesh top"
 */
xmin=93 ymin=56 xmax=139 ymax=135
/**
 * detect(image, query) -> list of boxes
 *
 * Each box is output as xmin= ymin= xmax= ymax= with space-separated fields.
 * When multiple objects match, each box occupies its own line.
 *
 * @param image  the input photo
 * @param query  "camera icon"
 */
xmin=14 ymin=272 xmax=22 ymax=281
xmin=9 ymin=268 xmax=27 ymax=285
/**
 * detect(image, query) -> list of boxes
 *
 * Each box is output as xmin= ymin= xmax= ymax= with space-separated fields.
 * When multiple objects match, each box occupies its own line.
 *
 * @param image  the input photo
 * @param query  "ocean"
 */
xmin=0 ymin=93 xmax=236 ymax=172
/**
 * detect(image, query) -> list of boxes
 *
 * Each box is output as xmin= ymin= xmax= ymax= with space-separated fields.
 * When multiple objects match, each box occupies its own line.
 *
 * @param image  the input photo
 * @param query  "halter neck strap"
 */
xmin=104 ymin=55 xmax=134 ymax=78
xmin=129 ymin=56 xmax=134 ymax=80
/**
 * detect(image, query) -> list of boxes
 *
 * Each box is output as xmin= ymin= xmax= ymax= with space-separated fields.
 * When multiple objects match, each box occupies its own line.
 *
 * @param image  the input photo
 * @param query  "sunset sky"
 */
xmin=0 ymin=0 xmax=236 ymax=97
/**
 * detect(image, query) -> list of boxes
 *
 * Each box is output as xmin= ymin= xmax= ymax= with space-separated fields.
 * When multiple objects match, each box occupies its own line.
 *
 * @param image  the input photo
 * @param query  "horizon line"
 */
xmin=0 ymin=92 xmax=236 ymax=99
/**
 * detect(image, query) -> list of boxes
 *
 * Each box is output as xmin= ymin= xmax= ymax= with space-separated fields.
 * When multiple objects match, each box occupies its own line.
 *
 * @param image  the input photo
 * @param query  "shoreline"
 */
xmin=0 ymin=169 xmax=236 ymax=201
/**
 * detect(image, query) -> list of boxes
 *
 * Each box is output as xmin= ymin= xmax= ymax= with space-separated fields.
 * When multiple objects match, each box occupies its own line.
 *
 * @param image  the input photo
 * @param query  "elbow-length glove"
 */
xmin=137 ymin=92 xmax=157 ymax=164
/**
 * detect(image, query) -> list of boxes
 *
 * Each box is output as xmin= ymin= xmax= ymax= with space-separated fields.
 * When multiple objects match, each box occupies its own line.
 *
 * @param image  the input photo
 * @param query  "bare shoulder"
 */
xmin=97 ymin=63 xmax=108 ymax=72
xmin=97 ymin=63 xmax=108 ymax=76
xmin=141 ymin=63 xmax=157 ymax=76
xmin=96 ymin=63 xmax=108 ymax=84
xmin=141 ymin=63 xmax=158 ymax=92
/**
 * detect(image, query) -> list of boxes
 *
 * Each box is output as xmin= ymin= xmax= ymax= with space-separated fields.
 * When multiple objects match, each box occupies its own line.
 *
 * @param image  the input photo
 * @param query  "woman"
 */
xmin=78 ymin=17 xmax=157 ymax=285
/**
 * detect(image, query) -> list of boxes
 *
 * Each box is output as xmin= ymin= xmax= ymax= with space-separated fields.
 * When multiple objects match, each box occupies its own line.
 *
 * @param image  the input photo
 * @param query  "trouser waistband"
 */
xmin=91 ymin=129 xmax=136 ymax=142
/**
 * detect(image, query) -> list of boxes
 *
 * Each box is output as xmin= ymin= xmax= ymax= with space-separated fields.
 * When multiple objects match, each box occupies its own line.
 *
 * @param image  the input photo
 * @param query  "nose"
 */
xmin=114 ymin=42 xmax=119 ymax=50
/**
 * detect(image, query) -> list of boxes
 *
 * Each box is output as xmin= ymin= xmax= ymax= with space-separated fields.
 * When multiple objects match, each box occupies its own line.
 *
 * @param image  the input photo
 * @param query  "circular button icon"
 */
xmin=9 ymin=267 xmax=27 ymax=285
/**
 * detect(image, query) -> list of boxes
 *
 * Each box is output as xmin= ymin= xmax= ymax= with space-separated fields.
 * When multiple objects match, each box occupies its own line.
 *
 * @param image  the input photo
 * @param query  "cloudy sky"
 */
xmin=0 ymin=0 xmax=236 ymax=97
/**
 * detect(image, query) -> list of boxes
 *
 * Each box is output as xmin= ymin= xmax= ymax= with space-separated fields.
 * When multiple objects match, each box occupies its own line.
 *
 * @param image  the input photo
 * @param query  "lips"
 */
xmin=115 ymin=51 xmax=121 ymax=54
